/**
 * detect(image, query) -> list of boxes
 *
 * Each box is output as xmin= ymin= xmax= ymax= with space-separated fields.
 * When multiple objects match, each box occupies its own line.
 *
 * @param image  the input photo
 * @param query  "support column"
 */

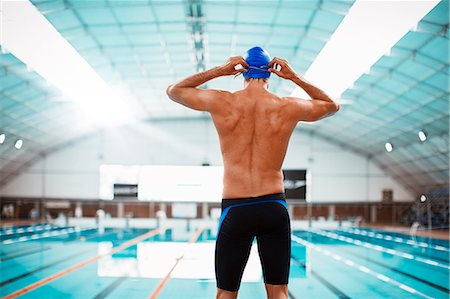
xmin=288 ymin=204 xmax=294 ymax=219
xmin=33 ymin=201 xmax=40 ymax=222
xmin=117 ymin=202 xmax=124 ymax=218
xmin=392 ymin=203 xmax=396 ymax=225
xmin=365 ymin=156 xmax=371 ymax=222
xmin=307 ymin=203 xmax=312 ymax=228
xmin=149 ymin=202 xmax=154 ymax=218
xmin=202 ymin=202 xmax=208 ymax=219
xmin=75 ymin=202 xmax=82 ymax=218
xmin=328 ymin=205 xmax=335 ymax=220
xmin=40 ymin=153 xmax=47 ymax=221
xmin=39 ymin=199 xmax=45 ymax=221
xmin=427 ymin=202 xmax=432 ymax=230
xmin=160 ymin=203 xmax=167 ymax=216
xmin=370 ymin=205 xmax=377 ymax=223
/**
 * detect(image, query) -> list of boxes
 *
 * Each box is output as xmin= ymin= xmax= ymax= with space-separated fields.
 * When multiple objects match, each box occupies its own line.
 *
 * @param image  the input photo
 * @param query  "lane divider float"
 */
xmin=0 ymin=224 xmax=55 ymax=237
xmin=1 ymin=226 xmax=167 ymax=299
xmin=2 ymin=227 xmax=96 ymax=245
xmin=311 ymin=229 xmax=450 ymax=270
xmin=340 ymin=227 xmax=450 ymax=252
xmin=292 ymin=234 xmax=433 ymax=299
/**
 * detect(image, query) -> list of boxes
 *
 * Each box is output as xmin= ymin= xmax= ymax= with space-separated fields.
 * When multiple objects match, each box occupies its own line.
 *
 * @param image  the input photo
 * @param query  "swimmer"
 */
xmin=167 ymin=46 xmax=339 ymax=299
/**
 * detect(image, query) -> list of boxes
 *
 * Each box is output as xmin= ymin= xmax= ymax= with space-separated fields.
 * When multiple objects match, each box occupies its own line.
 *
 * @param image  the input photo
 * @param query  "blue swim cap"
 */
xmin=243 ymin=46 xmax=271 ymax=79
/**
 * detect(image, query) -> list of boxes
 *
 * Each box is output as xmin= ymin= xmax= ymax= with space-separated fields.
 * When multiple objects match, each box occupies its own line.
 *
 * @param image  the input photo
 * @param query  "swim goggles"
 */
xmin=234 ymin=65 xmax=270 ymax=78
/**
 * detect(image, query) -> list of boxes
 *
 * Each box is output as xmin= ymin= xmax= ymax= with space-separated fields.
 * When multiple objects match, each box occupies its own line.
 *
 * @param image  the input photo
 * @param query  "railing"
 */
xmin=0 ymin=196 xmax=448 ymax=228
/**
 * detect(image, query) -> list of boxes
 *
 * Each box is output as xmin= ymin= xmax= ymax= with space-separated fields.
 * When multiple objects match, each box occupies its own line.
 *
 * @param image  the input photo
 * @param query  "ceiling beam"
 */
xmin=185 ymin=0 xmax=208 ymax=74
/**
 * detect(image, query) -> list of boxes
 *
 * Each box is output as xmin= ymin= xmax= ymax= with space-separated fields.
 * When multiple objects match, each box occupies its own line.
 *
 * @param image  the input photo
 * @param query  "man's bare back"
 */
xmin=211 ymin=80 xmax=298 ymax=198
xmin=167 ymin=56 xmax=339 ymax=199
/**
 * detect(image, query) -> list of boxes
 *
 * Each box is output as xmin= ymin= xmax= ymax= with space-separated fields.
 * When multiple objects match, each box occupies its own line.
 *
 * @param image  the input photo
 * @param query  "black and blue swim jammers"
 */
xmin=214 ymin=192 xmax=291 ymax=292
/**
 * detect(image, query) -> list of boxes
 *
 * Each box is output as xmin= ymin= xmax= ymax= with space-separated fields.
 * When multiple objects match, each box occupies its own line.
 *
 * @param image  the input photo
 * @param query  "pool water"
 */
xmin=0 ymin=224 xmax=449 ymax=299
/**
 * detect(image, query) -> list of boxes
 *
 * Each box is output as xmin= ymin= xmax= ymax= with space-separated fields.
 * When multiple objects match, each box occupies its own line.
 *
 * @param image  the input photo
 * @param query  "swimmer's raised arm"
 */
xmin=166 ymin=56 xmax=248 ymax=112
xmin=268 ymin=57 xmax=340 ymax=122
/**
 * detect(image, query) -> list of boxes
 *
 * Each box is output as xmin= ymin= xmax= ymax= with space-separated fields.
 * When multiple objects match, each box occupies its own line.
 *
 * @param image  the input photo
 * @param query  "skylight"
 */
xmin=0 ymin=0 xmax=130 ymax=125
xmin=291 ymin=0 xmax=439 ymax=100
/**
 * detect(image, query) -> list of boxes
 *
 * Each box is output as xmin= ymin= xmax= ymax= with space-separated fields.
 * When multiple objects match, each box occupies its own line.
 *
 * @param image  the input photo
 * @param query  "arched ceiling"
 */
xmin=0 ymin=0 xmax=448 ymax=197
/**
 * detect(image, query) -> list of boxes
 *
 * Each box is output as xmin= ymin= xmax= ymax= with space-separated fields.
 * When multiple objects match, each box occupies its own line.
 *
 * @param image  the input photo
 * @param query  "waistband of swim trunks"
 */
xmin=221 ymin=192 xmax=286 ymax=210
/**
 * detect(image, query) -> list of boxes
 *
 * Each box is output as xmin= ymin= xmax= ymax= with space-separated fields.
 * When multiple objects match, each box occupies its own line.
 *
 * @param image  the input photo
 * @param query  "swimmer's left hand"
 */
xmin=268 ymin=57 xmax=297 ymax=80
xmin=218 ymin=56 xmax=249 ymax=76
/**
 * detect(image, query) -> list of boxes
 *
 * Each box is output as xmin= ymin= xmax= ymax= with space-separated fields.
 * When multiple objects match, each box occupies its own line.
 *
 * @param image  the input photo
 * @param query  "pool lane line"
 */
xmin=2 ymin=229 xmax=144 ymax=265
xmin=0 ymin=246 xmax=52 ymax=262
xmin=0 ymin=226 xmax=68 ymax=240
xmin=290 ymin=255 xmax=350 ymax=299
xmin=5 ymin=227 xmax=96 ymax=244
xmin=0 ymin=226 xmax=167 ymax=299
xmin=0 ymin=225 xmax=57 ymax=238
xmin=2 ymin=227 xmax=96 ymax=245
xmin=292 ymin=235 xmax=434 ymax=299
xmin=148 ymin=227 xmax=204 ymax=299
xmin=305 ymin=231 xmax=449 ymax=294
xmin=311 ymin=229 xmax=450 ymax=270
xmin=0 ymin=225 xmax=54 ymax=237
xmin=93 ymin=276 xmax=128 ymax=299
xmin=62 ymin=229 xmax=117 ymax=243
xmin=340 ymin=228 xmax=450 ymax=253
xmin=62 ymin=228 xmax=132 ymax=244
xmin=350 ymin=227 xmax=450 ymax=249
xmin=332 ymin=245 xmax=450 ymax=294
xmin=0 ymin=224 xmax=50 ymax=233
xmin=0 ymin=246 xmax=97 ymax=287
xmin=1 ymin=229 xmax=148 ymax=277
xmin=2 ymin=230 xmax=122 ymax=263
xmin=334 ymin=229 xmax=450 ymax=264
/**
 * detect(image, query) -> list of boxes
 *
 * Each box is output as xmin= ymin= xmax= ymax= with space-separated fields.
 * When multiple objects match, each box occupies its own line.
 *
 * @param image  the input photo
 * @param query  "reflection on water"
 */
xmin=97 ymin=241 xmax=263 ymax=281
xmin=96 ymin=227 xmax=308 ymax=281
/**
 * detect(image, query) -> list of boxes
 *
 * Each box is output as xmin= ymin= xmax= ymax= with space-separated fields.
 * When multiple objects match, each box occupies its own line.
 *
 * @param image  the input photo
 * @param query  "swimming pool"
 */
xmin=1 ymin=224 xmax=449 ymax=298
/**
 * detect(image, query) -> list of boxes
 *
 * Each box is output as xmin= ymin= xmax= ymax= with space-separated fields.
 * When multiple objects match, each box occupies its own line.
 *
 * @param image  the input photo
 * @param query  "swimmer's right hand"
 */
xmin=268 ymin=57 xmax=297 ymax=80
xmin=218 ymin=56 xmax=249 ymax=76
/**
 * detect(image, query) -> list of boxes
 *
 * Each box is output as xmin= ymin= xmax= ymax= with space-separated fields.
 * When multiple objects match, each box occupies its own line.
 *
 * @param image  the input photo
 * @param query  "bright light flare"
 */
xmin=292 ymin=0 xmax=439 ymax=100
xmin=385 ymin=142 xmax=393 ymax=153
xmin=0 ymin=134 xmax=5 ymax=144
xmin=0 ymin=0 xmax=130 ymax=126
xmin=14 ymin=139 xmax=23 ymax=149
xmin=418 ymin=130 xmax=427 ymax=142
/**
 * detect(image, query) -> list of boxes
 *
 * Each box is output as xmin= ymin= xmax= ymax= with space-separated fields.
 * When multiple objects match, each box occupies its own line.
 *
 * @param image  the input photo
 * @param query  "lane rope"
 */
xmin=2 ymin=227 xmax=96 ymax=245
xmin=311 ymin=229 xmax=450 ymax=270
xmin=340 ymin=227 xmax=450 ymax=252
xmin=292 ymin=234 xmax=434 ymax=299
xmin=1 ymin=226 xmax=167 ymax=299
xmin=0 ymin=224 xmax=54 ymax=236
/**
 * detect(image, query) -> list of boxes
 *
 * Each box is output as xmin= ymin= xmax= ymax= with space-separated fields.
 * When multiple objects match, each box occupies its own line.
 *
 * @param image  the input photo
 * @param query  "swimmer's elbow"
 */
xmin=320 ymin=101 xmax=340 ymax=116
xmin=332 ymin=102 xmax=340 ymax=113
xmin=325 ymin=102 xmax=340 ymax=118
xmin=324 ymin=100 xmax=339 ymax=115
xmin=166 ymin=85 xmax=175 ymax=100
xmin=166 ymin=84 xmax=182 ymax=103
xmin=303 ymin=101 xmax=339 ymax=122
